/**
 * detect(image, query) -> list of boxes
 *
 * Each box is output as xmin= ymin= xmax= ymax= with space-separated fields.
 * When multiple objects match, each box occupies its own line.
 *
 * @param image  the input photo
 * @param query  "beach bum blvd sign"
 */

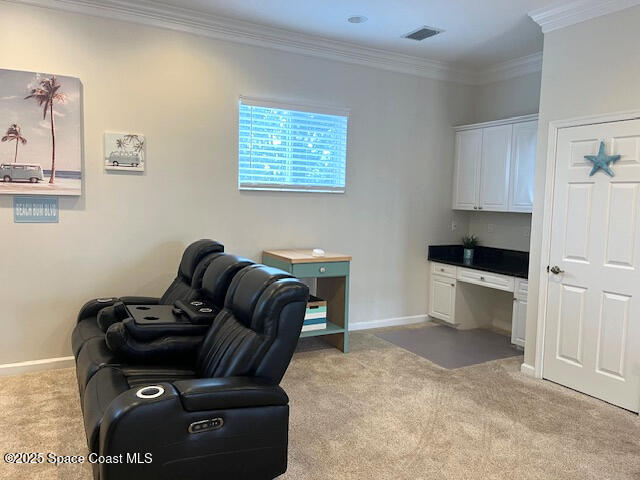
xmin=14 ymin=196 xmax=59 ymax=223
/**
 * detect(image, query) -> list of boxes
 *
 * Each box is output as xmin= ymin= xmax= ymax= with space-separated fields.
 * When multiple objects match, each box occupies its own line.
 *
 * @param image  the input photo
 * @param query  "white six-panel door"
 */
xmin=543 ymin=119 xmax=640 ymax=412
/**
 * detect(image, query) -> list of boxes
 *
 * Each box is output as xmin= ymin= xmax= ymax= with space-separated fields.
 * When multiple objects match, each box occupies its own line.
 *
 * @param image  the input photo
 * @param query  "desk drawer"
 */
xmin=431 ymin=262 xmax=457 ymax=279
xmin=456 ymin=268 xmax=515 ymax=292
xmin=292 ymin=261 xmax=350 ymax=278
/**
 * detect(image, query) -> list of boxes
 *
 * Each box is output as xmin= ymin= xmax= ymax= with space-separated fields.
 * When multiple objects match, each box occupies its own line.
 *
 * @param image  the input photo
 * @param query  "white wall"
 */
xmin=525 ymin=6 xmax=640 ymax=367
xmin=462 ymin=72 xmax=541 ymax=251
xmin=0 ymin=3 xmax=476 ymax=364
xmin=467 ymin=211 xmax=531 ymax=251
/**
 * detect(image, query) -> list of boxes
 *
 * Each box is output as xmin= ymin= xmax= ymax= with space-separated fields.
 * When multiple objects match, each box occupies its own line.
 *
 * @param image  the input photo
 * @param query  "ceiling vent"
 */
xmin=403 ymin=26 xmax=443 ymax=41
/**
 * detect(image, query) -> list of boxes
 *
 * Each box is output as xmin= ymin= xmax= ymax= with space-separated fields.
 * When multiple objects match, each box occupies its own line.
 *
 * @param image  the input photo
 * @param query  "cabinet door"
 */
xmin=508 ymin=121 xmax=537 ymax=212
xmin=452 ymin=129 xmax=482 ymax=210
xmin=511 ymin=297 xmax=527 ymax=347
xmin=429 ymin=275 xmax=456 ymax=324
xmin=479 ymin=124 xmax=512 ymax=211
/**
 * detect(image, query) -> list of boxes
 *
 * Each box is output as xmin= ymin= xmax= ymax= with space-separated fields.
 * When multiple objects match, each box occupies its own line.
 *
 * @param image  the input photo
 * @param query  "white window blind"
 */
xmin=238 ymin=97 xmax=348 ymax=193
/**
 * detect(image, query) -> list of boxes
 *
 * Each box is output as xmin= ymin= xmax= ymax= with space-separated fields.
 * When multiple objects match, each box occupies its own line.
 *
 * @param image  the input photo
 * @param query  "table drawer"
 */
xmin=431 ymin=262 xmax=457 ymax=279
xmin=515 ymin=279 xmax=528 ymax=298
xmin=292 ymin=261 xmax=350 ymax=278
xmin=456 ymin=268 xmax=515 ymax=292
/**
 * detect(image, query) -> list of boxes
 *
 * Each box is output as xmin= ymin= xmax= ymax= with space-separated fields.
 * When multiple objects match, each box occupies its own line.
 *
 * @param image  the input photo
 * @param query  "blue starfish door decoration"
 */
xmin=584 ymin=141 xmax=621 ymax=177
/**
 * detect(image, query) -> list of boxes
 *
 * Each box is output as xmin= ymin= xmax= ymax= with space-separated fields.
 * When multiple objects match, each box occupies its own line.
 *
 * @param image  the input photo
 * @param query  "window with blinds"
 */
xmin=238 ymin=97 xmax=348 ymax=193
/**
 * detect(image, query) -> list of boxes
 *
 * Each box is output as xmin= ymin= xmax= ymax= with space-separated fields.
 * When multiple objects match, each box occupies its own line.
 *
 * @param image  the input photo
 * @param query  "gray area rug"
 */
xmin=377 ymin=324 xmax=521 ymax=369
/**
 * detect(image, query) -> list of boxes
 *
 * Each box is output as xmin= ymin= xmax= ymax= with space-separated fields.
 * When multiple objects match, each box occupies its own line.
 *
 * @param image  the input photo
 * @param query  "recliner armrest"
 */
xmin=77 ymin=298 xmax=119 ymax=322
xmin=78 ymin=297 xmax=159 ymax=323
xmin=173 ymin=377 xmax=288 ymax=412
xmin=119 ymin=296 xmax=160 ymax=305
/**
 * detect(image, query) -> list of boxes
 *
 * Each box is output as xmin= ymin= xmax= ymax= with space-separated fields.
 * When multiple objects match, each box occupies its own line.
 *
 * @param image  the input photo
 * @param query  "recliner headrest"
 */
xmin=178 ymin=239 xmax=224 ymax=282
xmin=224 ymin=265 xmax=293 ymax=326
xmin=201 ymin=254 xmax=254 ymax=307
xmin=251 ymin=278 xmax=310 ymax=335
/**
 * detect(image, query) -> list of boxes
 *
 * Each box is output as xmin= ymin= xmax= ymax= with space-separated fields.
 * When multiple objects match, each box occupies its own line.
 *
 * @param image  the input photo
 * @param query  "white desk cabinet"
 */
xmin=429 ymin=262 xmax=527 ymax=347
xmin=452 ymin=114 xmax=537 ymax=213
xmin=429 ymin=275 xmax=456 ymax=324
xmin=511 ymin=279 xmax=528 ymax=347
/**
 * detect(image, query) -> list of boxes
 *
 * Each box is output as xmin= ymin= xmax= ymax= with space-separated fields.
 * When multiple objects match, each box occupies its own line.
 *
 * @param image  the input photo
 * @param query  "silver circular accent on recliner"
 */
xmin=136 ymin=385 xmax=165 ymax=399
xmin=97 ymin=298 xmax=114 ymax=303
xmin=190 ymin=301 xmax=203 ymax=306
xmin=199 ymin=308 xmax=212 ymax=313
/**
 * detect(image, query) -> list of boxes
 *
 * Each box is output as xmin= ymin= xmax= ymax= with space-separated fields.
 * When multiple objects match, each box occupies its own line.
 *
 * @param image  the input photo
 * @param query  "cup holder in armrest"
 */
xmin=136 ymin=385 xmax=165 ymax=399
xmin=135 ymin=306 xmax=151 ymax=311
xmin=143 ymin=316 xmax=160 ymax=321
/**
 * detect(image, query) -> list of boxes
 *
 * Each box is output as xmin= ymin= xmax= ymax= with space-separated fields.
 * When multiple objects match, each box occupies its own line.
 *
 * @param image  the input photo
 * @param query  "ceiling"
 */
xmin=152 ymin=0 xmax=567 ymax=69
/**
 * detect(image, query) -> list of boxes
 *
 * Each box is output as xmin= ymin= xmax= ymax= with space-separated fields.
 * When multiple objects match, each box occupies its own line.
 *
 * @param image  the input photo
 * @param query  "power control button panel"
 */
xmin=188 ymin=417 xmax=224 ymax=434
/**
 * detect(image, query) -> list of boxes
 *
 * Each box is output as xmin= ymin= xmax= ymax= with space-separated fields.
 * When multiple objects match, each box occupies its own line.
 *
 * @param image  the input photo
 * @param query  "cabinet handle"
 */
xmin=480 ymin=276 xmax=485 ymax=281
xmin=451 ymin=283 xmax=455 ymax=287
xmin=440 ymin=268 xmax=445 ymax=272
xmin=478 ymin=206 xmax=483 ymax=210
xmin=319 ymin=267 xmax=326 ymax=273
xmin=473 ymin=206 xmax=478 ymax=210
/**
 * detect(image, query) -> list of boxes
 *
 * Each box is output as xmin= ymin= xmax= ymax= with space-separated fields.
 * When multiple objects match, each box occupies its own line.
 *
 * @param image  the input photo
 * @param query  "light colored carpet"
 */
xmin=1 ymin=325 xmax=639 ymax=480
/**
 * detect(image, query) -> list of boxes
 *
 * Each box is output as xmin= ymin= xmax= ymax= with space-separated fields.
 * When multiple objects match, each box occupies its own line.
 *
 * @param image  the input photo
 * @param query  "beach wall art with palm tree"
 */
xmin=0 ymin=68 xmax=82 ymax=196
xmin=104 ymin=132 xmax=145 ymax=172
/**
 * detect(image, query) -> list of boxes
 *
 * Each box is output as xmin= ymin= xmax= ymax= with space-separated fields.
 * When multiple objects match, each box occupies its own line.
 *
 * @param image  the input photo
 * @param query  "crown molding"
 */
xmin=529 ymin=0 xmax=640 ymax=33
xmin=5 ymin=0 xmax=540 ymax=85
xmin=475 ymin=52 xmax=543 ymax=85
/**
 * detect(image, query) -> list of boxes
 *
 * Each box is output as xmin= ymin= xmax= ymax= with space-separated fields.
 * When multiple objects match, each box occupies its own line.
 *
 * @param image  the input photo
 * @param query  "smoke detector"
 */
xmin=403 ymin=26 xmax=443 ymax=41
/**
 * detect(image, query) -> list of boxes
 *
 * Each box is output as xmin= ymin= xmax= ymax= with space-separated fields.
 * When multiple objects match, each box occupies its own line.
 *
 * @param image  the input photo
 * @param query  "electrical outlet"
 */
xmin=451 ymin=219 xmax=457 ymax=231
xmin=487 ymin=224 xmax=495 ymax=233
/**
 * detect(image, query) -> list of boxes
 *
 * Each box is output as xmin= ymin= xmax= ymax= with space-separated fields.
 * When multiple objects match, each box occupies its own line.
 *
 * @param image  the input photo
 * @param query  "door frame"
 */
xmin=534 ymin=109 xmax=640 ymax=382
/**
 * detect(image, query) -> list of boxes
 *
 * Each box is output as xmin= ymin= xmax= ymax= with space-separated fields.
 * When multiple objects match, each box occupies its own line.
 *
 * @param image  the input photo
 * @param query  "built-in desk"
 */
xmin=428 ymin=246 xmax=529 ymax=347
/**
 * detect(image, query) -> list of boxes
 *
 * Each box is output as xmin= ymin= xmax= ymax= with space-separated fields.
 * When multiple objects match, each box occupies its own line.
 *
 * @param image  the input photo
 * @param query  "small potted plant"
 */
xmin=462 ymin=235 xmax=479 ymax=265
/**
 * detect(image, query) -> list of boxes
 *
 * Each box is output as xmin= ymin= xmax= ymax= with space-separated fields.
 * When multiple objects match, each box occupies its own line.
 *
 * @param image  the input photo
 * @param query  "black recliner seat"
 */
xmin=75 ymin=253 xmax=255 ymax=400
xmin=71 ymin=239 xmax=224 ymax=358
xmin=81 ymin=265 xmax=309 ymax=480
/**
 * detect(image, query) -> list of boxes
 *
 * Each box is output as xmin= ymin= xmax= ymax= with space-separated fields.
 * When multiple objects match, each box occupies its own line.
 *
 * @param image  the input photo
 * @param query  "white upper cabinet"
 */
xmin=508 ymin=121 xmax=538 ymax=213
xmin=452 ymin=114 xmax=537 ymax=213
xmin=480 ymin=125 xmax=512 ymax=211
xmin=452 ymin=129 xmax=482 ymax=210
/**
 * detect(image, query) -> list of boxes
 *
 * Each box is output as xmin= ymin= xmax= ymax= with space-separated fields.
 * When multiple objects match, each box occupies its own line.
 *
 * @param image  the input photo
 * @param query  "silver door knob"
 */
xmin=319 ymin=267 xmax=326 ymax=273
xmin=549 ymin=265 xmax=564 ymax=275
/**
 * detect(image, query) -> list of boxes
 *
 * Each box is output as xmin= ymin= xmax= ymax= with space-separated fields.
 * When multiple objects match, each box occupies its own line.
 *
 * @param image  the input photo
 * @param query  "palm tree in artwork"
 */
xmin=133 ymin=139 xmax=144 ymax=154
xmin=1 ymin=124 xmax=27 ymax=162
xmin=116 ymin=138 xmax=126 ymax=150
xmin=25 ymin=76 xmax=66 ymax=183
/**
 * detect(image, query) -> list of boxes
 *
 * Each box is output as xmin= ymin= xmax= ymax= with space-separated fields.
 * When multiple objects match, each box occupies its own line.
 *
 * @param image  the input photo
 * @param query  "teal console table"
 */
xmin=262 ymin=249 xmax=351 ymax=353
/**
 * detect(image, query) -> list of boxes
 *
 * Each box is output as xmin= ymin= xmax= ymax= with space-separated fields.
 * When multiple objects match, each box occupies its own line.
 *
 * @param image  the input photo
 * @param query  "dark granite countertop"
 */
xmin=428 ymin=245 xmax=529 ymax=279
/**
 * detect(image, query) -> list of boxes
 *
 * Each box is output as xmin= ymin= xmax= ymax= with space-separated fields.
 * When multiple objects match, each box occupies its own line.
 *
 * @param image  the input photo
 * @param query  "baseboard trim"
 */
xmin=349 ymin=314 xmax=429 ymax=331
xmin=520 ymin=362 xmax=536 ymax=377
xmin=0 ymin=356 xmax=75 ymax=376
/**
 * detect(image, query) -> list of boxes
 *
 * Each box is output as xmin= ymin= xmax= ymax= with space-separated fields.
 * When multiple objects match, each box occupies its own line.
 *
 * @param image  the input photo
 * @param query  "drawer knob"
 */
xmin=480 ymin=276 xmax=485 ymax=281
xmin=451 ymin=283 xmax=455 ymax=287
xmin=319 ymin=267 xmax=326 ymax=273
xmin=440 ymin=268 xmax=444 ymax=272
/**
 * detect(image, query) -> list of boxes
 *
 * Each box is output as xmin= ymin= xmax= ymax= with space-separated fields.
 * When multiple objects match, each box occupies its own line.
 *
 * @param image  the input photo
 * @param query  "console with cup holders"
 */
xmin=71 ymin=239 xmax=225 ymax=358
xmin=73 ymin=245 xmax=309 ymax=480
xmin=75 ymin=251 xmax=255 ymax=400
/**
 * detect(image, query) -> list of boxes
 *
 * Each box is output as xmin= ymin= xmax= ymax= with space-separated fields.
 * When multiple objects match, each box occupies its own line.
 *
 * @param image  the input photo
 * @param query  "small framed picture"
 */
xmin=104 ymin=132 xmax=145 ymax=172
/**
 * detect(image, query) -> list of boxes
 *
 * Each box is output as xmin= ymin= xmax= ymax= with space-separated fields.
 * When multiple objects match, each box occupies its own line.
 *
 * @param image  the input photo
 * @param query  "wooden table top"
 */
xmin=263 ymin=249 xmax=352 ymax=264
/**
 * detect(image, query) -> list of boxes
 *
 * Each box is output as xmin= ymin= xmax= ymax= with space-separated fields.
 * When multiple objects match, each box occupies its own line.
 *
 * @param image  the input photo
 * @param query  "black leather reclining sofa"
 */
xmin=73 ymin=240 xmax=309 ymax=480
